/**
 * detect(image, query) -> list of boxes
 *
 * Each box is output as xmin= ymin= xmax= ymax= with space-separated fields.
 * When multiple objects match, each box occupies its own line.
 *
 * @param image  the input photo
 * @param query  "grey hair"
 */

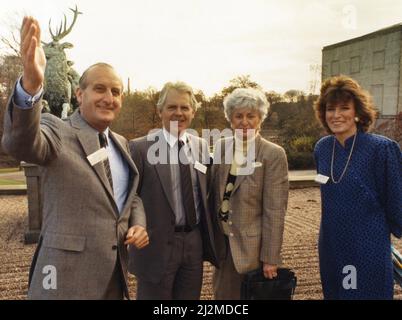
xmin=157 ymin=81 xmax=201 ymax=111
xmin=223 ymin=87 xmax=270 ymax=122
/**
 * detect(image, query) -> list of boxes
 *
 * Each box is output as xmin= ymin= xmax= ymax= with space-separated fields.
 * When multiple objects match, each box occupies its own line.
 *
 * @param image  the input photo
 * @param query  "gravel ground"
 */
xmin=0 ymin=188 xmax=401 ymax=300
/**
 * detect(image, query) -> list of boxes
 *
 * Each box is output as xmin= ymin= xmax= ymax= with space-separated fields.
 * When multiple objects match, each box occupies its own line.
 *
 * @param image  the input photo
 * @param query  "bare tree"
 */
xmin=0 ymin=12 xmax=24 ymax=57
xmin=308 ymin=63 xmax=321 ymax=95
xmin=0 ymin=55 xmax=23 ymax=97
xmin=221 ymin=75 xmax=261 ymax=97
xmin=284 ymin=90 xmax=304 ymax=103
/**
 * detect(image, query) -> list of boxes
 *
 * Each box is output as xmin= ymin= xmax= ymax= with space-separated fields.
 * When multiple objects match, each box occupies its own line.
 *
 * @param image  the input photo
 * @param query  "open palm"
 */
xmin=20 ymin=17 xmax=47 ymax=95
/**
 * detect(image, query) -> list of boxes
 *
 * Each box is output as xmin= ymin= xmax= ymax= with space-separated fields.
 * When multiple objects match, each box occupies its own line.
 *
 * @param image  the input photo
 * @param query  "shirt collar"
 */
xmin=162 ymin=127 xmax=188 ymax=148
xmin=234 ymin=132 xmax=258 ymax=151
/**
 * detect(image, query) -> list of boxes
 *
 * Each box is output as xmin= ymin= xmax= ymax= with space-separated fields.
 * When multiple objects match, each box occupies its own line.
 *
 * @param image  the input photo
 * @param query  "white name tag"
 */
xmin=252 ymin=161 xmax=263 ymax=168
xmin=87 ymin=148 xmax=108 ymax=166
xmin=315 ymin=174 xmax=329 ymax=185
xmin=194 ymin=161 xmax=207 ymax=174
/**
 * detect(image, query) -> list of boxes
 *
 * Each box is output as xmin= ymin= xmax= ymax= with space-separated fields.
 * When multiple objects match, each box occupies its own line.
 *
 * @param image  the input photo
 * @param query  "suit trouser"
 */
xmin=213 ymin=237 xmax=245 ymax=300
xmin=136 ymin=226 xmax=203 ymax=300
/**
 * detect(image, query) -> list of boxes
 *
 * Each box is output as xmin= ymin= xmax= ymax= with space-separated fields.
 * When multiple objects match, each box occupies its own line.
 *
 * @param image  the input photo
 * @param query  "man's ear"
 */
xmin=75 ymin=88 xmax=82 ymax=105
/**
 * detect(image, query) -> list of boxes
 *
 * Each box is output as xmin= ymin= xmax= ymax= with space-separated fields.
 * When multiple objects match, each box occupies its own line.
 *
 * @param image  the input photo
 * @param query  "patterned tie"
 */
xmin=98 ymin=132 xmax=114 ymax=192
xmin=178 ymin=140 xmax=197 ymax=227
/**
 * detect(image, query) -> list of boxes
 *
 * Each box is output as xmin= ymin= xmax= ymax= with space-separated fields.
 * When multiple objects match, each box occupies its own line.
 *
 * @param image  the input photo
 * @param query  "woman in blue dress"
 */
xmin=313 ymin=75 xmax=402 ymax=299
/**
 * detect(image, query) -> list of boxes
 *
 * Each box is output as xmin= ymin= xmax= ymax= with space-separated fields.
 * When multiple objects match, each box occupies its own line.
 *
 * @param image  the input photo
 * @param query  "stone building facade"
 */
xmin=322 ymin=24 xmax=402 ymax=145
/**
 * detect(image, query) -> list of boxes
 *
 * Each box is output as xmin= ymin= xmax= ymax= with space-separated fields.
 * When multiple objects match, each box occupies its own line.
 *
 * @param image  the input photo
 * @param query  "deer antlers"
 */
xmin=49 ymin=6 xmax=82 ymax=42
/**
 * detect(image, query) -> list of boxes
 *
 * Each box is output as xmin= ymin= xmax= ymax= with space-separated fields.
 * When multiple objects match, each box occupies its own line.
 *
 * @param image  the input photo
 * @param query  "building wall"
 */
xmin=322 ymin=30 xmax=401 ymax=117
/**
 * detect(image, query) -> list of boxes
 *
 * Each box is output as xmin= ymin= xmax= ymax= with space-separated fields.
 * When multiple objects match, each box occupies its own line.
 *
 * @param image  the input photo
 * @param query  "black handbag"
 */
xmin=241 ymin=268 xmax=297 ymax=300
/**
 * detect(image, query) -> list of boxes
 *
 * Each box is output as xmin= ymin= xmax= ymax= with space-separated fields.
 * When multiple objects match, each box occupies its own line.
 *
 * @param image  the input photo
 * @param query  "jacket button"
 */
xmin=112 ymin=245 xmax=118 ymax=250
xmin=228 ymin=221 xmax=233 ymax=225
xmin=229 ymin=233 xmax=234 ymax=237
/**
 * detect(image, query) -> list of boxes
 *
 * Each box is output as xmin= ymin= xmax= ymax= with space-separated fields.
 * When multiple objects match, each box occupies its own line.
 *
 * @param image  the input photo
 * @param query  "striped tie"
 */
xmin=99 ymin=132 xmax=114 ymax=192
xmin=178 ymin=140 xmax=197 ymax=227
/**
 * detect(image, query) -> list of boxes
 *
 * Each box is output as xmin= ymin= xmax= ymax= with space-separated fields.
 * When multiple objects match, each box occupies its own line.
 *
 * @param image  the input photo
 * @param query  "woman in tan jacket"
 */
xmin=210 ymin=88 xmax=289 ymax=300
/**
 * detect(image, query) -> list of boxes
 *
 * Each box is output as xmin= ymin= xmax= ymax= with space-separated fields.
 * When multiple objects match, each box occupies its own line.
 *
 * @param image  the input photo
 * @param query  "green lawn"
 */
xmin=0 ymin=179 xmax=26 ymax=186
xmin=0 ymin=168 xmax=21 ymax=173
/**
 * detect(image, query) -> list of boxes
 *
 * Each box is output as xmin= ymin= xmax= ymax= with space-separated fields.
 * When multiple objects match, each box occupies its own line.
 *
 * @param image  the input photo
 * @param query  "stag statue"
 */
xmin=43 ymin=6 xmax=82 ymax=119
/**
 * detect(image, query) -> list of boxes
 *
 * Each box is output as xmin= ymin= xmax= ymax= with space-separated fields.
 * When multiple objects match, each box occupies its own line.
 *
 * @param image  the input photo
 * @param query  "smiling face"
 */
xmin=76 ymin=65 xmax=123 ymax=132
xmin=230 ymin=107 xmax=262 ymax=139
xmin=159 ymin=89 xmax=195 ymax=136
xmin=325 ymin=99 xmax=357 ymax=141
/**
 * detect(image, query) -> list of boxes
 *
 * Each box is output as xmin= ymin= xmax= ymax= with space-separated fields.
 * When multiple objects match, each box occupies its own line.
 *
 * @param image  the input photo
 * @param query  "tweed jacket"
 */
xmin=1 ymin=88 xmax=146 ymax=299
xmin=210 ymin=135 xmax=289 ymax=274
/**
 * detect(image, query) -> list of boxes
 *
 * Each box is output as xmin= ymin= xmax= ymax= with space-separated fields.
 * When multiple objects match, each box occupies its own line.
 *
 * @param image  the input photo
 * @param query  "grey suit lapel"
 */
xmin=232 ymin=173 xmax=246 ymax=195
xmin=70 ymin=111 xmax=119 ymax=216
xmin=152 ymin=131 xmax=176 ymax=216
xmin=109 ymin=132 xmax=134 ymax=171
xmin=154 ymin=163 xmax=176 ymax=216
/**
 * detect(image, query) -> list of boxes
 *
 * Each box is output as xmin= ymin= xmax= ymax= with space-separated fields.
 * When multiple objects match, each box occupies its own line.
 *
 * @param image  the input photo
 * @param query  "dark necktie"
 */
xmin=178 ymin=140 xmax=197 ymax=227
xmin=99 ymin=132 xmax=114 ymax=192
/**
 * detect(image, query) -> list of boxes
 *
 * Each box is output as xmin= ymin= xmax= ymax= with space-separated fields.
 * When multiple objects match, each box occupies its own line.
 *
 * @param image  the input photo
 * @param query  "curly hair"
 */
xmin=223 ymin=87 xmax=270 ymax=122
xmin=314 ymin=75 xmax=377 ymax=133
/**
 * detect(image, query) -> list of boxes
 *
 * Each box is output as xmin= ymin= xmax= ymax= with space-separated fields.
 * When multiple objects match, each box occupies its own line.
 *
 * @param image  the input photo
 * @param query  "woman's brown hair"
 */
xmin=314 ymin=75 xmax=377 ymax=133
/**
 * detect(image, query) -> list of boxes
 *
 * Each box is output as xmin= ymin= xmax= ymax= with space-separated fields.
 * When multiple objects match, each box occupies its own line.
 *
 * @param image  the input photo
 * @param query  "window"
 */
xmin=370 ymin=84 xmax=384 ymax=114
xmin=331 ymin=60 xmax=340 ymax=76
xmin=350 ymin=56 xmax=360 ymax=74
xmin=373 ymin=51 xmax=385 ymax=70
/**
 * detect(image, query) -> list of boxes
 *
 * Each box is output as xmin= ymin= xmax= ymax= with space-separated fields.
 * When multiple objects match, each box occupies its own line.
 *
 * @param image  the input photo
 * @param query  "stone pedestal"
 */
xmin=21 ymin=162 xmax=42 ymax=244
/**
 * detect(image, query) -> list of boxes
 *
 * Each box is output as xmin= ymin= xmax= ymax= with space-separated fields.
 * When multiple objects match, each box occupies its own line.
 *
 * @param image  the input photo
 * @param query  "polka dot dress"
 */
xmin=314 ymin=131 xmax=402 ymax=299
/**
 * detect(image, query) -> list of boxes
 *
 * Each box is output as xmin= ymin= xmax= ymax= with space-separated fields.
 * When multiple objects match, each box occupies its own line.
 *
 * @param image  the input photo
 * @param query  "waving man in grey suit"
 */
xmin=128 ymin=82 xmax=218 ymax=299
xmin=1 ymin=17 xmax=149 ymax=300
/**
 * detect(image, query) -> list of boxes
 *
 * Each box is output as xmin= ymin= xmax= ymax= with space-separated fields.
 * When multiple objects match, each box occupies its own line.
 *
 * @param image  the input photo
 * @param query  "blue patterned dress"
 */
xmin=314 ymin=131 xmax=402 ymax=299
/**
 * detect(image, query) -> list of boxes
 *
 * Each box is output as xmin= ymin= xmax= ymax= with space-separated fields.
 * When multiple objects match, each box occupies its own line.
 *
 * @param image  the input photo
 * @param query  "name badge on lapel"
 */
xmin=315 ymin=174 xmax=329 ymax=185
xmin=87 ymin=148 xmax=108 ymax=166
xmin=194 ymin=161 xmax=207 ymax=174
xmin=252 ymin=161 xmax=263 ymax=168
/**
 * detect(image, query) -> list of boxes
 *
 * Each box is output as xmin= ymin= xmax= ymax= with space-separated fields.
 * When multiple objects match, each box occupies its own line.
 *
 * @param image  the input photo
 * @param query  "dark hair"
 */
xmin=314 ymin=75 xmax=377 ymax=133
xmin=78 ymin=62 xmax=122 ymax=90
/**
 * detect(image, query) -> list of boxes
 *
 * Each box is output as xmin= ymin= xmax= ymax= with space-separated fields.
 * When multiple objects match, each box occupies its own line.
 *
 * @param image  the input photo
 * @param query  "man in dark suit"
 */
xmin=1 ymin=17 xmax=149 ymax=299
xmin=128 ymin=81 xmax=218 ymax=299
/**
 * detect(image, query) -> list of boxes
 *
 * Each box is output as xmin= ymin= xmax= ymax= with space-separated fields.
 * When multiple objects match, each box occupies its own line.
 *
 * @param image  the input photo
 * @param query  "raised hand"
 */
xmin=20 ymin=17 xmax=46 ymax=95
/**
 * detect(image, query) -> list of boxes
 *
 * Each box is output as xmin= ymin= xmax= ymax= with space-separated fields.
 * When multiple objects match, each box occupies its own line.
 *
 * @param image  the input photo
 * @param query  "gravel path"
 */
xmin=1 ymin=188 xmax=401 ymax=300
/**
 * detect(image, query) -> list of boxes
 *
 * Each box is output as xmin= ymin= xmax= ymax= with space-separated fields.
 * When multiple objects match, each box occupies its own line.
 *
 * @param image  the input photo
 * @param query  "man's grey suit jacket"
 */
xmin=1 ymin=90 xmax=146 ymax=299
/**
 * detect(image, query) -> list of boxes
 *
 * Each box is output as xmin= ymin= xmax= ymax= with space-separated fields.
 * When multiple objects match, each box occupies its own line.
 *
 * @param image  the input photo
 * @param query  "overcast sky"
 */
xmin=1 ymin=0 xmax=402 ymax=96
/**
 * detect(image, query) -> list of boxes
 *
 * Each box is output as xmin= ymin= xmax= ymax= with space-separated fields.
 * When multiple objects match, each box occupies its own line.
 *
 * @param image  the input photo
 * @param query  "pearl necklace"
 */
xmin=330 ymin=133 xmax=357 ymax=184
